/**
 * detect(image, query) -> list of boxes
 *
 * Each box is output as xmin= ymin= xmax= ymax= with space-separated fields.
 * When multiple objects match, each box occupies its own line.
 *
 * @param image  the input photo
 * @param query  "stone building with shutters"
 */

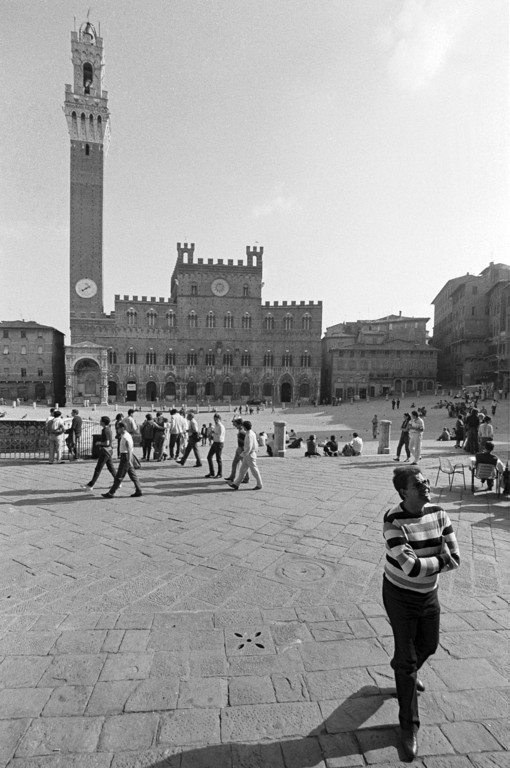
xmin=64 ymin=21 xmax=322 ymax=406
xmin=0 ymin=321 xmax=65 ymax=405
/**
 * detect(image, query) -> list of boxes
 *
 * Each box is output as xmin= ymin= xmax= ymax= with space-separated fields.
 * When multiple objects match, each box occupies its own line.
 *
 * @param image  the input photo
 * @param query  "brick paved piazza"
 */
xmin=0 ymin=399 xmax=508 ymax=766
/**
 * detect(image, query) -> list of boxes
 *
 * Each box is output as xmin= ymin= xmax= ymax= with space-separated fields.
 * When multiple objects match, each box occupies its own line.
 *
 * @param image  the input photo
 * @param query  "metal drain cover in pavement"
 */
xmin=265 ymin=555 xmax=338 ymax=587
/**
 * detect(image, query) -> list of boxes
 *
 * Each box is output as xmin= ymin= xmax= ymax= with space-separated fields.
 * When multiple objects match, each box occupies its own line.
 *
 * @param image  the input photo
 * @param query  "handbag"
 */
xmin=132 ymin=454 xmax=141 ymax=469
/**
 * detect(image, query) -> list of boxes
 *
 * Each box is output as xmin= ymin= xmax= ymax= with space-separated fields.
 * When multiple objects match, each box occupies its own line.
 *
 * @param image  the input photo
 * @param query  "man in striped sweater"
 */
xmin=383 ymin=466 xmax=460 ymax=761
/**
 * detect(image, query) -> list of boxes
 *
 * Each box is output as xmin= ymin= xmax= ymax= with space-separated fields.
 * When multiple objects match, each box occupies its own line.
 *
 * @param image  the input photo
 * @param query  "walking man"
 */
xmin=205 ymin=413 xmax=225 ymax=478
xmin=84 ymin=415 xmax=116 ymax=489
xmin=102 ymin=422 xmax=142 ymax=498
xmin=383 ymin=466 xmax=460 ymax=760
xmin=177 ymin=412 xmax=202 ymax=467
xmin=225 ymin=418 xmax=250 ymax=484
xmin=227 ymin=420 xmax=263 ymax=490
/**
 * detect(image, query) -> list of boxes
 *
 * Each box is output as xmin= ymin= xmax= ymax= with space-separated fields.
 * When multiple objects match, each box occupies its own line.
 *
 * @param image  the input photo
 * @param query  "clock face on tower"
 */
xmin=75 ymin=278 xmax=98 ymax=298
xmin=211 ymin=278 xmax=229 ymax=297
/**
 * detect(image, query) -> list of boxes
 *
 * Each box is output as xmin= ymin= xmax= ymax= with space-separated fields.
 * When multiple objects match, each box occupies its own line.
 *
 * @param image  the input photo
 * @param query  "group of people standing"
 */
xmin=81 ymin=408 xmax=264 ymax=497
xmin=45 ymin=408 xmax=82 ymax=464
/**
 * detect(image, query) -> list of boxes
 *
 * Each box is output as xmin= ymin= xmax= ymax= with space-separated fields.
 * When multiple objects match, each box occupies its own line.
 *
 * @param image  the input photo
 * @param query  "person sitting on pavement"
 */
xmin=323 ymin=435 xmax=339 ymax=456
xmin=474 ymin=441 xmax=504 ymax=491
xmin=286 ymin=429 xmax=297 ymax=444
xmin=288 ymin=436 xmax=304 ymax=449
xmin=304 ymin=434 xmax=321 ymax=457
xmin=436 ymin=427 xmax=452 ymax=441
xmin=342 ymin=432 xmax=363 ymax=456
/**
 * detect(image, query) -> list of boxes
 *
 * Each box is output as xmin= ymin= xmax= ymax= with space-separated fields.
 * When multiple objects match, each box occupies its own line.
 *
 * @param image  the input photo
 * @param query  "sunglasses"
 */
xmin=411 ymin=478 xmax=431 ymax=489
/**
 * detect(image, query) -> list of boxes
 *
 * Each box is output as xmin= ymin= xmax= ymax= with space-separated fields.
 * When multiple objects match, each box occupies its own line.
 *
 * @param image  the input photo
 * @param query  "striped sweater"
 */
xmin=383 ymin=502 xmax=460 ymax=593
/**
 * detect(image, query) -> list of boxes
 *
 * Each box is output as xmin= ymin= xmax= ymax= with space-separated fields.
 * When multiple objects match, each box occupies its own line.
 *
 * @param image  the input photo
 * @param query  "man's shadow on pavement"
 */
xmin=138 ymin=685 xmax=407 ymax=767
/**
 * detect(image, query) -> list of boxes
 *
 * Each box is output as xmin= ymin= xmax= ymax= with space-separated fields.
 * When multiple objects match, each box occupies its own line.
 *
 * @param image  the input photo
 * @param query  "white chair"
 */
xmin=435 ymin=457 xmax=466 ymax=491
xmin=473 ymin=462 xmax=501 ymax=496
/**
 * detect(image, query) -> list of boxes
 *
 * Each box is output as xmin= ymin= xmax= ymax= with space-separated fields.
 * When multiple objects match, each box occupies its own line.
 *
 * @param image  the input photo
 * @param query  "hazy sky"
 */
xmin=1 ymin=0 xmax=508 ymax=339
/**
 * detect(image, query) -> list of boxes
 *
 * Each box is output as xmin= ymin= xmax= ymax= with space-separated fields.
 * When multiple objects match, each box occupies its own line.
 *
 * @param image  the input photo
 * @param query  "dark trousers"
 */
xmin=180 ymin=438 xmax=202 ymax=466
xmin=89 ymin=449 xmax=116 ymax=486
xmin=396 ymin=432 xmax=410 ymax=459
xmin=142 ymin=438 xmax=153 ymax=460
xmin=207 ymin=442 xmax=223 ymax=475
xmin=169 ymin=433 xmax=181 ymax=459
xmin=383 ymin=578 xmax=440 ymax=731
xmin=109 ymin=453 xmax=142 ymax=495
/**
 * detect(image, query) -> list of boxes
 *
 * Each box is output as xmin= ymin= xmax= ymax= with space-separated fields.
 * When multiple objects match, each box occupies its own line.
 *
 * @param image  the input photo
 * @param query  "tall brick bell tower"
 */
xmin=63 ymin=21 xmax=110 ymax=405
xmin=64 ymin=20 xmax=110 ymax=333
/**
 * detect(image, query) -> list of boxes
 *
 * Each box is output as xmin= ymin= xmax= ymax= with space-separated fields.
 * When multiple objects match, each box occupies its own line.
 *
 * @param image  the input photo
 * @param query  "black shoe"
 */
xmin=401 ymin=729 xmax=418 ymax=761
xmin=101 ymin=492 xmax=114 ymax=498
xmin=177 ymin=460 xmax=185 ymax=465
xmin=194 ymin=463 xmax=202 ymax=467
xmin=131 ymin=492 xmax=142 ymax=497
xmin=227 ymin=482 xmax=239 ymax=490
xmin=393 ymin=457 xmax=400 ymax=462
xmin=251 ymin=486 xmax=263 ymax=490
xmin=416 ymin=679 xmax=425 ymax=692
xmin=241 ymin=477 xmax=249 ymax=484
xmin=204 ymin=474 xmax=214 ymax=478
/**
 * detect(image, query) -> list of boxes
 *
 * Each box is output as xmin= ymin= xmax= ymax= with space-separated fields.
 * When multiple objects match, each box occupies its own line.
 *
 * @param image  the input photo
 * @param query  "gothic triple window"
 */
xmin=127 ymin=309 xmax=137 ymax=326
xmin=166 ymin=311 xmax=176 ymax=328
xmin=302 ymin=314 xmax=312 ymax=330
xmin=283 ymin=314 xmax=294 ymax=331
xmin=224 ymin=313 xmax=233 ymax=329
xmin=282 ymin=352 xmax=293 ymax=367
xmin=147 ymin=310 xmax=157 ymax=327
xmin=300 ymin=352 xmax=311 ymax=368
xmin=108 ymin=350 xmax=117 ymax=365
xmin=263 ymin=352 xmax=274 ymax=367
xmin=241 ymin=351 xmax=251 ymax=367
xmin=126 ymin=350 xmax=137 ymax=364
xmin=242 ymin=313 xmax=252 ymax=329
xmin=146 ymin=350 xmax=157 ymax=365
xmin=188 ymin=312 xmax=197 ymax=329
xmin=223 ymin=351 xmax=233 ymax=367
xmin=205 ymin=351 xmax=215 ymax=366
xmin=264 ymin=315 xmax=274 ymax=331
xmin=165 ymin=350 xmax=176 ymax=366
xmin=187 ymin=351 xmax=197 ymax=366
xmin=206 ymin=312 xmax=216 ymax=329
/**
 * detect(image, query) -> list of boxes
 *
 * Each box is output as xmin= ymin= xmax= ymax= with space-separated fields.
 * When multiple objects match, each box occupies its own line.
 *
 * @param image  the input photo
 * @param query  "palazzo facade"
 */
xmin=64 ymin=22 xmax=321 ymax=406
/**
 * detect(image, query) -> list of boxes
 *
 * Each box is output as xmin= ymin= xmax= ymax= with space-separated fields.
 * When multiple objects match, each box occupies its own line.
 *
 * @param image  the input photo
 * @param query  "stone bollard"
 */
xmin=273 ymin=421 xmax=287 ymax=458
xmin=33 ymin=402 xmax=37 ymax=409
xmin=378 ymin=419 xmax=391 ymax=454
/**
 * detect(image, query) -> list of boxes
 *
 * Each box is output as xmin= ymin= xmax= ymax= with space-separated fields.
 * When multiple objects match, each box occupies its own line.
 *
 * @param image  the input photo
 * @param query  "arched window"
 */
xmin=187 ymin=350 xmax=197 ymax=366
xmin=206 ymin=312 xmax=216 ymax=329
xmin=299 ymin=382 xmax=310 ymax=398
xmin=20 ymin=346 xmax=27 ymax=355
xmin=264 ymin=315 xmax=274 ymax=331
xmin=146 ymin=350 xmax=157 ymax=365
xmin=243 ymin=284 xmax=249 ymax=297
xmin=302 ymin=314 xmax=312 ymax=330
xmin=108 ymin=350 xmax=117 ymax=365
xmin=188 ymin=312 xmax=197 ymax=329
xmin=223 ymin=351 xmax=233 ymax=367
xmin=127 ymin=308 xmax=137 ymax=326
xmin=37 ymin=345 xmax=43 ymax=354
xmin=283 ymin=314 xmax=294 ymax=331
xmin=83 ymin=62 xmax=93 ymax=92
xmin=147 ymin=309 xmax=157 ymax=327
xmin=240 ymin=381 xmax=251 ymax=396
xmin=300 ymin=352 xmax=311 ymax=368
xmin=166 ymin=311 xmax=176 ymax=328
xmin=165 ymin=350 xmax=176 ymax=365
xmin=205 ymin=351 xmax=215 ymax=366
xmin=263 ymin=351 xmax=273 ymax=367
xmin=242 ymin=313 xmax=252 ymax=329
xmin=282 ymin=352 xmax=293 ymax=367
xmin=126 ymin=349 xmax=137 ymax=365
xmin=224 ymin=312 xmax=233 ymax=329
xmin=241 ymin=351 xmax=251 ymax=367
